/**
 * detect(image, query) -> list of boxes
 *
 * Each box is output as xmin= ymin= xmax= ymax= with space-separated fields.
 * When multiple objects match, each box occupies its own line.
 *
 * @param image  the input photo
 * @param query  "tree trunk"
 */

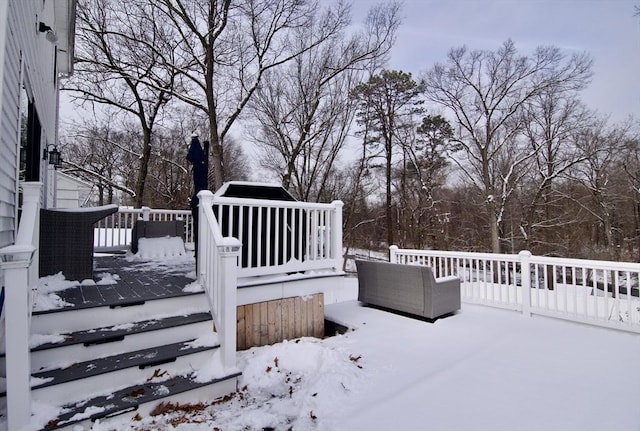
xmin=134 ymin=129 xmax=152 ymax=208
xmin=386 ymin=138 xmax=394 ymax=249
xmin=489 ymin=202 xmax=501 ymax=254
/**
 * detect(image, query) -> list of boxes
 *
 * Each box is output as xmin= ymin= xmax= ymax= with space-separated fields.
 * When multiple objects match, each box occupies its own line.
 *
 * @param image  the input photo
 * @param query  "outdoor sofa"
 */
xmin=355 ymin=259 xmax=461 ymax=320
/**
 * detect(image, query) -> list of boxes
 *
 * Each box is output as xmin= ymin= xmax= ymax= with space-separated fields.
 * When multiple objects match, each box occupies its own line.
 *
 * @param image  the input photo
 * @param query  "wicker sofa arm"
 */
xmin=427 ymin=273 xmax=461 ymax=319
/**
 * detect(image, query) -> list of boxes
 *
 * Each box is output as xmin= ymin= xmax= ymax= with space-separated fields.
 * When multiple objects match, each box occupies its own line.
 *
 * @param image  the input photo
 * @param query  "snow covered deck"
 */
xmin=34 ymin=254 xmax=197 ymax=312
xmin=324 ymin=296 xmax=640 ymax=431
xmin=102 ymin=275 xmax=640 ymax=430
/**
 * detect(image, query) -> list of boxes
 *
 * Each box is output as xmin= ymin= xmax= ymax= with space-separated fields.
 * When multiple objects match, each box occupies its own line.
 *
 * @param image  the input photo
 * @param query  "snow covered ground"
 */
xmin=84 ymin=277 xmax=640 ymax=431
xmin=18 ymin=239 xmax=640 ymax=430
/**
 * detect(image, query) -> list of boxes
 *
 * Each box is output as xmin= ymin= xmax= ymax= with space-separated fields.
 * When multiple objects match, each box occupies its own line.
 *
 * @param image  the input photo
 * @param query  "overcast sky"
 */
xmin=352 ymin=0 xmax=639 ymax=122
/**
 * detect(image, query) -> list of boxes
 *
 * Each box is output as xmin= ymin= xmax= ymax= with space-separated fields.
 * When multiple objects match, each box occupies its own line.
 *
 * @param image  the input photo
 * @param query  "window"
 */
xmin=19 ymin=91 xmax=41 ymax=182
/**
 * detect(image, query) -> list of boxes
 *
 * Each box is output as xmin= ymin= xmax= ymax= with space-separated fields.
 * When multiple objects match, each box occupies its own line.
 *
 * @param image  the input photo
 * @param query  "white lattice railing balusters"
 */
xmin=389 ymin=246 xmax=640 ymax=333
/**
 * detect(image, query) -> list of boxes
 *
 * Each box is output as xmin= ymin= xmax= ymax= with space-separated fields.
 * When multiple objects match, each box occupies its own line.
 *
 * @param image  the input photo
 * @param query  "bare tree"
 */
xmin=423 ymin=40 xmax=593 ymax=252
xmin=519 ymin=92 xmax=594 ymax=254
xmin=64 ymin=0 xmax=181 ymax=207
xmin=60 ymin=116 xmax=137 ymax=205
xmin=247 ymin=2 xmax=401 ymax=202
xmin=622 ymin=132 xmax=640 ymax=260
xmin=156 ymin=0 xmax=353 ymax=191
xmin=567 ymin=119 xmax=634 ymax=260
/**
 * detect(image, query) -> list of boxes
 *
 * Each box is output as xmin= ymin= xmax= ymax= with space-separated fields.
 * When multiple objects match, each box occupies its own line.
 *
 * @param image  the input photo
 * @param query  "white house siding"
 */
xmin=0 ymin=0 xmax=66 ymax=247
xmin=0 ymin=6 xmax=21 ymax=248
xmin=55 ymin=172 xmax=92 ymax=208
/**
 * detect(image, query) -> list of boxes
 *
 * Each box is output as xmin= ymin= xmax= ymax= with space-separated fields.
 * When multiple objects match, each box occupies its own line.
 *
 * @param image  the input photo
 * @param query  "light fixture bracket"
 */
xmin=38 ymin=21 xmax=58 ymax=44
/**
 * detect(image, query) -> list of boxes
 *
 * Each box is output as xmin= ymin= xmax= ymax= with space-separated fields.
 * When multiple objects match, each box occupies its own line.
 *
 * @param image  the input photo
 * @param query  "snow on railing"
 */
xmin=197 ymin=191 xmax=241 ymax=373
xmin=0 ymin=182 xmax=42 ymax=430
xmin=211 ymin=196 xmax=343 ymax=277
xmin=390 ymin=246 xmax=640 ymax=333
xmin=94 ymin=206 xmax=193 ymax=251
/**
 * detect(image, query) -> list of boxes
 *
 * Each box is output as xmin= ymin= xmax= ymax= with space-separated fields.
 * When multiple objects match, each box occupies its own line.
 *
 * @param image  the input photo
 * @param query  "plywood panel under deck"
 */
xmin=237 ymin=293 xmax=324 ymax=350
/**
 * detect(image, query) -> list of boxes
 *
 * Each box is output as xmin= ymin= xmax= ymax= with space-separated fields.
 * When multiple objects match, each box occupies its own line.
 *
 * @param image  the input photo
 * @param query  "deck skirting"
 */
xmin=236 ymin=293 xmax=324 ymax=350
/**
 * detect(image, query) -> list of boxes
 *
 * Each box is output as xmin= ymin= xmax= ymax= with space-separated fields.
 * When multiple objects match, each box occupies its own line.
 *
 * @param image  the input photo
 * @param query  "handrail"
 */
xmin=212 ymin=195 xmax=341 ymax=210
xmin=94 ymin=206 xmax=193 ymax=252
xmin=389 ymin=246 xmax=640 ymax=333
xmin=197 ymin=191 xmax=241 ymax=373
xmin=0 ymin=182 xmax=42 ymax=430
xmin=211 ymin=196 xmax=343 ymax=277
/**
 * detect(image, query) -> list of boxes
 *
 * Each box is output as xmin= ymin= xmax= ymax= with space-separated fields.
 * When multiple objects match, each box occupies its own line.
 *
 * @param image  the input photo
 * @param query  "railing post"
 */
xmin=198 ymin=191 xmax=215 ymax=279
xmin=218 ymin=237 xmax=241 ymax=371
xmin=20 ymin=182 xmax=41 ymax=287
xmin=141 ymin=206 xmax=151 ymax=221
xmin=519 ymin=250 xmax=532 ymax=317
xmin=0 ymin=181 xmax=41 ymax=431
xmin=330 ymin=200 xmax=343 ymax=271
xmin=1 ymin=253 xmax=34 ymax=431
xmin=185 ymin=212 xmax=194 ymax=245
xmin=389 ymin=245 xmax=398 ymax=263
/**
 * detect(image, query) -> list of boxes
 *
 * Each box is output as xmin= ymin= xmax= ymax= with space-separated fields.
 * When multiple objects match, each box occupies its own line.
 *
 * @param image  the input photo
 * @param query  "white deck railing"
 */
xmin=0 ymin=182 xmax=42 ymax=430
xmin=94 ymin=207 xmax=193 ymax=251
xmin=197 ymin=191 xmax=240 ymax=373
xmin=92 ymin=199 xmax=343 ymax=278
xmin=211 ymin=196 xmax=343 ymax=277
xmin=390 ymin=246 xmax=640 ymax=333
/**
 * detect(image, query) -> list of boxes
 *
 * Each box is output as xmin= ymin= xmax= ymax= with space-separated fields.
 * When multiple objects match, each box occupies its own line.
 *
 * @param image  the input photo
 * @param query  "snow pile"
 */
xmin=132 ymin=237 xmax=189 ymax=260
xmin=124 ymin=237 xmax=195 ymax=281
xmin=30 ymin=401 xmax=68 ymax=431
xmin=183 ymin=332 xmax=220 ymax=349
xmin=30 ymin=333 xmax=66 ymax=349
xmin=233 ymin=337 xmax=365 ymax=430
xmin=96 ymin=272 xmax=120 ymax=285
xmin=182 ymin=281 xmax=203 ymax=293
xmin=128 ymin=336 xmax=365 ymax=431
xmin=33 ymin=272 xmax=77 ymax=311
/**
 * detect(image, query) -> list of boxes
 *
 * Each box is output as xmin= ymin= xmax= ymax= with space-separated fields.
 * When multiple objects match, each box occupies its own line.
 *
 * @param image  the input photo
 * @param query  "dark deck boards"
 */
xmin=35 ymin=255 xmax=198 ymax=313
xmin=32 ymin=312 xmax=213 ymax=352
xmin=44 ymin=371 xmax=242 ymax=431
xmin=30 ymin=340 xmax=218 ymax=391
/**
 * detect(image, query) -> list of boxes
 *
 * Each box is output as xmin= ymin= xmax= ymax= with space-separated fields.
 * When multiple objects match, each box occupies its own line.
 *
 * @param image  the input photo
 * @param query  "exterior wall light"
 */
xmin=39 ymin=22 xmax=58 ymax=44
xmin=43 ymin=144 xmax=62 ymax=169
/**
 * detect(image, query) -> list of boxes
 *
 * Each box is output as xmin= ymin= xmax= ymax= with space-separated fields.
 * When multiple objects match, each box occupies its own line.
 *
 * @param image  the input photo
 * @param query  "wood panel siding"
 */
xmin=236 ymin=293 xmax=324 ymax=350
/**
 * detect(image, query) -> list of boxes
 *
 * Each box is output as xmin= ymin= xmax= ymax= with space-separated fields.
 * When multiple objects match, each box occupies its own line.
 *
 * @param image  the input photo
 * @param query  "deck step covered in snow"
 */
xmin=28 ymin=313 xmax=213 ymax=371
xmin=42 ymin=370 xmax=240 ymax=430
xmin=28 ymin=339 xmax=219 ymax=404
xmin=0 ymin=255 xmax=240 ymax=431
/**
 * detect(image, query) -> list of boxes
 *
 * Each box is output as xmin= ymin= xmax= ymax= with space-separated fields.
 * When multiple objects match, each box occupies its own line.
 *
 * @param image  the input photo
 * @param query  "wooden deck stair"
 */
xmin=2 ymin=255 xmax=239 ymax=430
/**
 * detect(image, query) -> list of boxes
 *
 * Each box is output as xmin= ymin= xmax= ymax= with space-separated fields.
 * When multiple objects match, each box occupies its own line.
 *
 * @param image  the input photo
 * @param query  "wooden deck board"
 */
xmin=35 ymin=255 xmax=197 ymax=313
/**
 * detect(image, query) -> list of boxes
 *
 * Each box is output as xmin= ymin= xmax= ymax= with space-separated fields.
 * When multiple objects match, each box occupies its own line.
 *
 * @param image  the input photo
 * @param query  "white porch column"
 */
xmin=330 ymin=200 xmax=343 ymax=271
